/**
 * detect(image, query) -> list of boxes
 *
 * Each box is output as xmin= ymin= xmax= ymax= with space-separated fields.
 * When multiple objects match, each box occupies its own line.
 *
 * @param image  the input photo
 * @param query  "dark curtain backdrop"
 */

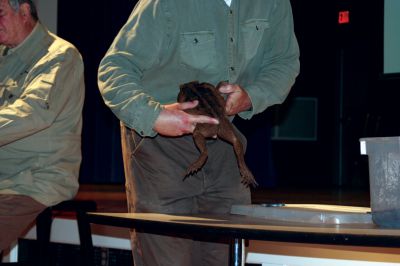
xmin=57 ymin=0 xmax=138 ymax=183
xmin=56 ymin=0 xmax=398 ymax=189
xmin=56 ymin=0 xmax=400 ymax=188
xmin=56 ymin=0 xmax=277 ymax=186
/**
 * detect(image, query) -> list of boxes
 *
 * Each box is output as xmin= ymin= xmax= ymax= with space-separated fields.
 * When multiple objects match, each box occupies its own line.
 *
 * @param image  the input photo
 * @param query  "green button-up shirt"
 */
xmin=98 ymin=0 xmax=300 ymax=137
xmin=0 ymin=23 xmax=85 ymax=206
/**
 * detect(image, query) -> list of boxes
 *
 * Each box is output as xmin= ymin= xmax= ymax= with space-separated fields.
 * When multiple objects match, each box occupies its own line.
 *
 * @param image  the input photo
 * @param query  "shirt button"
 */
xmin=230 ymin=67 xmax=235 ymax=71
xmin=230 ymin=37 xmax=234 ymax=42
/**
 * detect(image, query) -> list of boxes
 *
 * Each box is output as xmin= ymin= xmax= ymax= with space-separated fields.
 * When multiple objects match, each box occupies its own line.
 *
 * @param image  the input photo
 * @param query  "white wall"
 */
xmin=33 ymin=0 xmax=58 ymax=34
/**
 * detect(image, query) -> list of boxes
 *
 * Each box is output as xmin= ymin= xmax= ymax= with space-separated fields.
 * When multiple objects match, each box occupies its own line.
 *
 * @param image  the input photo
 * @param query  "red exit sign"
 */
xmin=338 ymin=10 xmax=350 ymax=24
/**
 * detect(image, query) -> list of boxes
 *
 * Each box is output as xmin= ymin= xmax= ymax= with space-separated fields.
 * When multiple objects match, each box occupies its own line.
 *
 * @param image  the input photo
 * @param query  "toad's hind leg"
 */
xmin=217 ymin=125 xmax=257 ymax=187
xmin=184 ymin=132 xmax=208 ymax=179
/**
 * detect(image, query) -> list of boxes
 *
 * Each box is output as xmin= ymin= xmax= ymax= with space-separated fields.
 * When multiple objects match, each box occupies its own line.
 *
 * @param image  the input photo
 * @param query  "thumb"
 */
xmin=179 ymin=100 xmax=199 ymax=110
xmin=218 ymin=84 xmax=234 ymax=94
xmin=225 ymin=101 xmax=234 ymax=115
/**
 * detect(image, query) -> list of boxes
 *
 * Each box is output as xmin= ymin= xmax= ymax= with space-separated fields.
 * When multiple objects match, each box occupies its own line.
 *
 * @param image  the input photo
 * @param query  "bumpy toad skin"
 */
xmin=178 ymin=81 xmax=257 ymax=187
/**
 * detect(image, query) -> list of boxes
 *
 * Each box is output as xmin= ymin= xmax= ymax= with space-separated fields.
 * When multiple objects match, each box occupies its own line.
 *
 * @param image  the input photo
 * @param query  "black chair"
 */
xmin=1 ymin=200 xmax=97 ymax=266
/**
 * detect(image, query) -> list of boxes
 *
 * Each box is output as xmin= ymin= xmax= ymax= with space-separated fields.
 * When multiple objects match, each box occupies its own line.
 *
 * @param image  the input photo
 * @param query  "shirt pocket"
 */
xmin=0 ymin=79 xmax=22 ymax=106
xmin=240 ymin=19 xmax=270 ymax=61
xmin=179 ymin=31 xmax=218 ymax=72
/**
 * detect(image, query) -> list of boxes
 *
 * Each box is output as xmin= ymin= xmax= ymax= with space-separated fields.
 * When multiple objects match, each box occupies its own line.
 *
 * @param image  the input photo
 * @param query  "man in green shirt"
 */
xmin=98 ymin=0 xmax=300 ymax=265
xmin=0 ymin=0 xmax=85 ymax=252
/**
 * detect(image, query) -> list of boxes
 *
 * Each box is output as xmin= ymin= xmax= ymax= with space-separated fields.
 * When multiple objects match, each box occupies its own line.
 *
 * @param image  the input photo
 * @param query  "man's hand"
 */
xmin=218 ymin=83 xmax=252 ymax=116
xmin=153 ymin=100 xmax=219 ymax=137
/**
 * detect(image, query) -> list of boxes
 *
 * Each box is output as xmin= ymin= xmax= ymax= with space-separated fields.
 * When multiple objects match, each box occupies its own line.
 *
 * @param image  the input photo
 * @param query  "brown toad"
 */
xmin=178 ymin=80 xmax=257 ymax=187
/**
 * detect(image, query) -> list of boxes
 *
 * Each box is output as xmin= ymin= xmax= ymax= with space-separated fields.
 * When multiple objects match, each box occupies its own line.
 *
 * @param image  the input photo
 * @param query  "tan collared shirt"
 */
xmin=0 ymin=23 xmax=85 ymax=206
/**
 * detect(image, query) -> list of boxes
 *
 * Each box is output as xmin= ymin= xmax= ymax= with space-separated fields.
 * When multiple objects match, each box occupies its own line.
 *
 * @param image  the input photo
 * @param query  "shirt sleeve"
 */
xmin=239 ymin=0 xmax=300 ymax=119
xmin=98 ymin=0 xmax=170 ymax=137
xmin=0 ymin=48 xmax=84 ymax=147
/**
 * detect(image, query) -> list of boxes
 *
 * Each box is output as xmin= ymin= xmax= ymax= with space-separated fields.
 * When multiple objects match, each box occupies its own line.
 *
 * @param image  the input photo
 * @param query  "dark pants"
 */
xmin=121 ymin=123 xmax=251 ymax=266
xmin=0 ymin=194 xmax=46 ymax=252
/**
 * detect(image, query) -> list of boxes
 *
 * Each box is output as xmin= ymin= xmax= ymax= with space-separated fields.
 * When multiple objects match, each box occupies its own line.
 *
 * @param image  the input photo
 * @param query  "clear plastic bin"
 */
xmin=360 ymin=136 xmax=400 ymax=228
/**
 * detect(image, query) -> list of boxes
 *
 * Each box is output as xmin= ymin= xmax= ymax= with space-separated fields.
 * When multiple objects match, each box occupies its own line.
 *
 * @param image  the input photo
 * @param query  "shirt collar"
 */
xmin=7 ymin=22 xmax=40 ymax=55
xmin=224 ymin=0 xmax=232 ymax=7
xmin=7 ymin=22 xmax=52 ymax=65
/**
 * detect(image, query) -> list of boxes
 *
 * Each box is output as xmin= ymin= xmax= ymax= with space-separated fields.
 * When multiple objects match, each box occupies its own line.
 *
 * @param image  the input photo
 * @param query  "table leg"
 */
xmin=230 ymin=238 xmax=244 ymax=266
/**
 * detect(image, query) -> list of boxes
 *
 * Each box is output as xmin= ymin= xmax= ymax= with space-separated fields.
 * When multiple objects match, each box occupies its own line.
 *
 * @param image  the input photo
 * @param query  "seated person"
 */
xmin=0 ymin=0 xmax=85 ymax=252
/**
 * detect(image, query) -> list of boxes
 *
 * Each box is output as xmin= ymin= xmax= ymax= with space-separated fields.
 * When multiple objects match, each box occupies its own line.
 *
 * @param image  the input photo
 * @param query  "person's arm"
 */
xmin=0 ymin=47 xmax=84 ymax=147
xmin=238 ymin=0 xmax=300 ymax=119
xmin=98 ymin=1 xmax=167 ymax=137
xmin=98 ymin=1 xmax=218 ymax=137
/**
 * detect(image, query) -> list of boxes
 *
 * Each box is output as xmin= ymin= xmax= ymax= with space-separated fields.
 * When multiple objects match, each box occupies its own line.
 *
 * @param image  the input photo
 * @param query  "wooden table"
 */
xmin=86 ymin=212 xmax=400 ymax=266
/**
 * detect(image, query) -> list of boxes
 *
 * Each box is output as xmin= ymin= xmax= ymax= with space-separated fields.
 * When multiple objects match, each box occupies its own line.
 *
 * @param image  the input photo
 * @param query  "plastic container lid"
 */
xmin=230 ymin=204 xmax=372 ymax=225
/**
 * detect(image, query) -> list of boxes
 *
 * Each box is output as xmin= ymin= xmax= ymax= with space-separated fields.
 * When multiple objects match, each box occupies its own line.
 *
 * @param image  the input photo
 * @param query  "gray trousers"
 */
xmin=120 ymin=123 xmax=251 ymax=266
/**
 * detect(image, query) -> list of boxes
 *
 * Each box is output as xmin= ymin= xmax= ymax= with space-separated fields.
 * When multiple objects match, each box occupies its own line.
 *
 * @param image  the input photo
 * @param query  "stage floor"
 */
xmin=74 ymin=184 xmax=370 ymax=213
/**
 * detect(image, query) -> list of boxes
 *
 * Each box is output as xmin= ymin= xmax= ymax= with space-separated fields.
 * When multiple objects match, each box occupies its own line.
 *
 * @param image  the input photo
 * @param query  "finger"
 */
xmin=218 ymin=84 xmax=234 ymax=94
xmin=179 ymin=100 xmax=199 ymax=110
xmin=225 ymin=101 xmax=234 ymax=115
xmin=192 ymin=115 xmax=219 ymax=125
xmin=189 ymin=123 xmax=196 ymax=133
